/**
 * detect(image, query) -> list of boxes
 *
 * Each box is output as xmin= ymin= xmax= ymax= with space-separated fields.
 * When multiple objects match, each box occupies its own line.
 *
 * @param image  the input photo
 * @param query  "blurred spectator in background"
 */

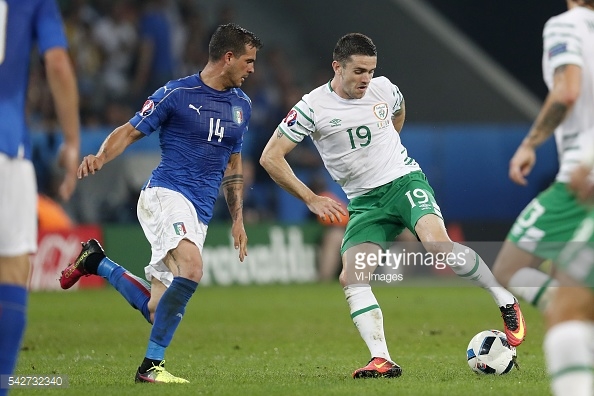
xmin=92 ymin=0 xmax=139 ymax=105
xmin=131 ymin=0 xmax=176 ymax=104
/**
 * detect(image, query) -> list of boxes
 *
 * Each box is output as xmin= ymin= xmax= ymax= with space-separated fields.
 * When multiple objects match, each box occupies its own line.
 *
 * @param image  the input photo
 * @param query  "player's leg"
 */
xmin=340 ymin=243 xmax=402 ymax=378
xmin=0 ymin=158 xmax=36 ymax=390
xmin=340 ymin=184 xmax=403 ymax=379
xmin=136 ymin=239 xmax=200 ymax=384
xmin=0 ymin=255 xmax=30 ymax=390
xmin=59 ymin=240 xmax=152 ymax=323
xmin=134 ymin=187 xmax=205 ymax=383
xmin=544 ymin=275 xmax=594 ymax=396
xmin=493 ymin=241 xmax=553 ymax=310
xmin=415 ymin=214 xmax=515 ymax=304
xmin=493 ymin=184 xmax=586 ymax=312
xmin=545 ymin=216 xmax=594 ymax=395
xmin=414 ymin=213 xmax=526 ymax=346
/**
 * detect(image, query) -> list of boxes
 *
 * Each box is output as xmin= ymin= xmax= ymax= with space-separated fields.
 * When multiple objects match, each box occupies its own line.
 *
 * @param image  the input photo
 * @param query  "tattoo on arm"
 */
xmin=276 ymin=129 xmax=283 ymax=139
xmin=222 ymin=174 xmax=244 ymax=221
xmin=526 ymin=102 xmax=568 ymax=145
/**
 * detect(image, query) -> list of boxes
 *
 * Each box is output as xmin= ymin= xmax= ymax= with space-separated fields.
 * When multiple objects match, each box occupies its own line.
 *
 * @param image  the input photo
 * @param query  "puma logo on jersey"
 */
xmin=189 ymin=104 xmax=202 ymax=115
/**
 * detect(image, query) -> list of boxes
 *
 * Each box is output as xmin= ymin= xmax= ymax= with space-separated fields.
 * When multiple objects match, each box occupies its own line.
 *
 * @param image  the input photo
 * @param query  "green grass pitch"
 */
xmin=15 ymin=282 xmax=549 ymax=395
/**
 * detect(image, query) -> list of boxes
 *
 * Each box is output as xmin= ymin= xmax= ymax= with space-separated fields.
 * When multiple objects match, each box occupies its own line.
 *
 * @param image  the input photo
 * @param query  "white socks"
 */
xmin=344 ymin=285 xmax=391 ymax=361
xmin=449 ymin=243 xmax=516 ymax=307
xmin=508 ymin=267 xmax=558 ymax=311
xmin=544 ymin=321 xmax=594 ymax=396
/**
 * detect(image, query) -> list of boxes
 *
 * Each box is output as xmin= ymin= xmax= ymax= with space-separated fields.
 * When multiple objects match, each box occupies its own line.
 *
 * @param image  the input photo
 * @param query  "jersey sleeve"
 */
xmin=35 ymin=0 xmax=68 ymax=53
xmin=277 ymin=97 xmax=314 ymax=143
xmin=129 ymin=86 xmax=174 ymax=136
xmin=231 ymin=90 xmax=251 ymax=153
xmin=543 ymin=15 xmax=583 ymax=70
xmin=391 ymin=83 xmax=404 ymax=114
xmin=232 ymin=115 xmax=248 ymax=153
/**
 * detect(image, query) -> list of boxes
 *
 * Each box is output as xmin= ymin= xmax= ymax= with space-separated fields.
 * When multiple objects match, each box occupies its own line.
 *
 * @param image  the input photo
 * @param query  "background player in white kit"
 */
xmin=260 ymin=32 xmax=525 ymax=378
xmin=492 ymin=0 xmax=594 ymax=323
xmin=500 ymin=1 xmax=594 ymax=395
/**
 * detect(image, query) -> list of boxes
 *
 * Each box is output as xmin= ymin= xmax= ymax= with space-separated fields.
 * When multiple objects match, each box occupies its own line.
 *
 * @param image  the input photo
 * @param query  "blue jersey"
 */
xmin=0 ymin=0 xmax=68 ymax=159
xmin=129 ymin=74 xmax=251 ymax=225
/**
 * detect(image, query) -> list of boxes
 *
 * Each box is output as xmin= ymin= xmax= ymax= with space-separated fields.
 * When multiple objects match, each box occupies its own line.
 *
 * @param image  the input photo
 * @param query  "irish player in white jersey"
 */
xmin=283 ymin=76 xmax=420 ymax=199
xmin=490 ymin=3 xmax=594 ymax=393
xmin=505 ymin=1 xmax=594 ymax=395
xmin=260 ymin=33 xmax=525 ymax=379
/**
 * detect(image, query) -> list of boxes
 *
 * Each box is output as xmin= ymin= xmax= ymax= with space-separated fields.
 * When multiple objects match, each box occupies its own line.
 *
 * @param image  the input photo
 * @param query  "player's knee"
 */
xmin=422 ymin=240 xmax=452 ymax=256
xmin=183 ymin=264 xmax=203 ymax=283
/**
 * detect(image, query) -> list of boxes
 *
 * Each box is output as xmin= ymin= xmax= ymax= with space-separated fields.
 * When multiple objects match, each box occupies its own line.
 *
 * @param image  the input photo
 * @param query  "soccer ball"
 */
xmin=466 ymin=329 xmax=516 ymax=375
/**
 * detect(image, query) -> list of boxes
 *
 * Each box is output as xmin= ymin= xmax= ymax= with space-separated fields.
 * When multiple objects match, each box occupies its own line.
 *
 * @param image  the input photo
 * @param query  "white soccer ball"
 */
xmin=466 ymin=329 xmax=516 ymax=375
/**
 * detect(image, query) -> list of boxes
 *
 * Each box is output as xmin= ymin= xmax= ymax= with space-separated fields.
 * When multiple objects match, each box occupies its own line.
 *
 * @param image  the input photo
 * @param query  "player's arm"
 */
xmin=222 ymin=153 xmax=248 ymax=261
xmin=392 ymin=99 xmax=406 ymax=133
xmin=510 ymin=64 xmax=581 ymax=185
xmin=44 ymin=47 xmax=80 ymax=201
xmin=260 ymin=128 xmax=346 ymax=223
xmin=78 ymin=122 xmax=144 ymax=178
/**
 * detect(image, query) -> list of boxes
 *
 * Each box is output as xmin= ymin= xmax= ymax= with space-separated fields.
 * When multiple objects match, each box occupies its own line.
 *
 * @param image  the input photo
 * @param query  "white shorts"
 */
xmin=137 ymin=187 xmax=207 ymax=287
xmin=0 ymin=154 xmax=37 ymax=256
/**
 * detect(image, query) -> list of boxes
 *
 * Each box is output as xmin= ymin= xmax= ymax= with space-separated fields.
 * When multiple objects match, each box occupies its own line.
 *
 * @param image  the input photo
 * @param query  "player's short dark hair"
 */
xmin=208 ymin=23 xmax=263 ymax=60
xmin=333 ymin=33 xmax=377 ymax=64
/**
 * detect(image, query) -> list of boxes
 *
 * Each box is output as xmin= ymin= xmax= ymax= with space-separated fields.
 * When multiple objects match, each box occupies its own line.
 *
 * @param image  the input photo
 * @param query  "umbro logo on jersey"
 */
xmin=189 ymin=104 xmax=202 ymax=115
xmin=329 ymin=118 xmax=341 ymax=127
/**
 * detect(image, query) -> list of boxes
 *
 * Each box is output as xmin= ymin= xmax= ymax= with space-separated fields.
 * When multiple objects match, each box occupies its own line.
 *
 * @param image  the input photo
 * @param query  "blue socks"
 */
xmin=0 ymin=284 xmax=27 ymax=387
xmin=97 ymin=258 xmax=151 ymax=323
xmin=96 ymin=258 xmax=199 ymax=363
xmin=145 ymin=277 xmax=198 ymax=360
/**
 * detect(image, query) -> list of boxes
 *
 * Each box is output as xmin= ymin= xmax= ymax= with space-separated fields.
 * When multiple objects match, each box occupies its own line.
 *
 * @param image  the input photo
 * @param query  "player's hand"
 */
xmin=78 ymin=154 xmax=106 ymax=179
xmin=231 ymin=220 xmax=248 ymax=262
xmin=509 ymin=144 xmax=536 ymax=186
xmin=57 ymin=142 xmax=80 ymax=201
xmin=569 ymin=165 xmax=594 ymax=203
xmin=306 ymin=194 xmax=348 ymax=224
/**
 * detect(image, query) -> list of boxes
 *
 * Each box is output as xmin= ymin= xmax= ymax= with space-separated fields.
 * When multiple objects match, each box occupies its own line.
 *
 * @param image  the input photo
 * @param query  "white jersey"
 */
xmin=543 ymin=7 xmax=594 ymax=183
xmin=279 ymin=76 xmax=421 ymax=199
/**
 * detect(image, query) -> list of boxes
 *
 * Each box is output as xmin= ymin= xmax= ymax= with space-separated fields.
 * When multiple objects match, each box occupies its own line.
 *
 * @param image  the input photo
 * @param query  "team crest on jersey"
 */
xmin=141 ymin=100 xmax=155 ymax=117
xmin=373 ymin=103 xmax=389 ymax=120
xmin=284 ymin=109 xmax=298 ymax=127
xmin=232 ymin=106 xmax=244 ymax=124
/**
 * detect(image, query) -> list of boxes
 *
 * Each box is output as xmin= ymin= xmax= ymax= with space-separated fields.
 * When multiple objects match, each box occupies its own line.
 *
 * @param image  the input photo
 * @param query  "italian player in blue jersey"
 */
xmin=59 ymin=23 xmax=262 ymax=384
xmin=0 ymin=0 xmax=80 ymax=391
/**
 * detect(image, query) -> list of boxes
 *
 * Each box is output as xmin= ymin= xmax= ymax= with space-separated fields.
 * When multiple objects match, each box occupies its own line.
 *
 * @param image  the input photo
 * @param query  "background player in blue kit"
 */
xmin=59 ymin=23 xmax=262 ymax=384
xmin=0 ymin=0 xmax=80 ymax=391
